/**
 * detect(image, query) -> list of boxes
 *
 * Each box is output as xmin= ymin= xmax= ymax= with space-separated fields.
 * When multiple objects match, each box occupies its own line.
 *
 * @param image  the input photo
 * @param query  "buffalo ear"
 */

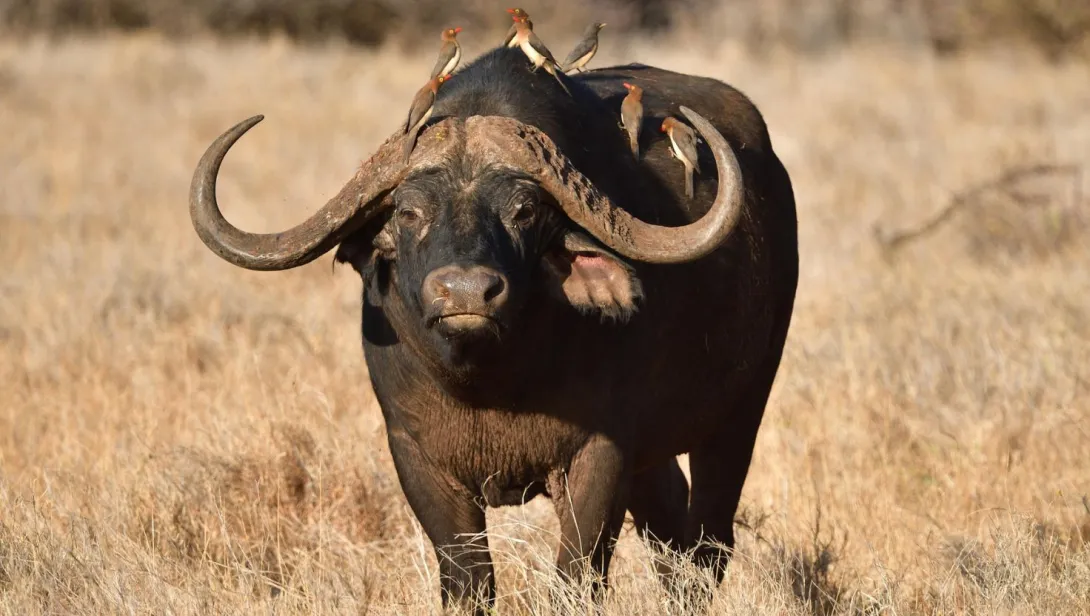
xmin=334 ymin=215 xmax=396 ymax=275
xmin=540 ymin=230 xmax=644 ymax=323
xmin=334 ymin=216 xmax=397 ymax=305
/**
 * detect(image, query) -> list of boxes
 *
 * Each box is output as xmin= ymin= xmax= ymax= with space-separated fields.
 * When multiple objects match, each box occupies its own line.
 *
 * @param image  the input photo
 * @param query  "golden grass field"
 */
xmin=1 ymin=21 xmax=1089 ymax=615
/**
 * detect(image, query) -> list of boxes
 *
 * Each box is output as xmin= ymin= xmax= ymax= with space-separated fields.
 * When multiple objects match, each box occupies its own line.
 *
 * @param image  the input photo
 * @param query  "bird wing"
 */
xmin=406 ymin=88 xmax=434 ymax=132
xmin=629 ymin=100 xmax=644 ymax=126
xmin=428 ymin=42 xmax=456 ymax=79
xmin=562 ymin=38 xmax=595 ymax=68
xmin=503 ymin=23 xmax=518 ymax=46
xmin=675 ymin=127 xmax=700 ymax=168
xmin=527 ymin=31 xmax=558 ymax=64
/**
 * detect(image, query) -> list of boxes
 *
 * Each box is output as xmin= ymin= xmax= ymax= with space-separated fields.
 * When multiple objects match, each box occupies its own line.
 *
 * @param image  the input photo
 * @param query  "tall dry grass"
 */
xmin=1 ymin=15 xmax=1089 ymax=615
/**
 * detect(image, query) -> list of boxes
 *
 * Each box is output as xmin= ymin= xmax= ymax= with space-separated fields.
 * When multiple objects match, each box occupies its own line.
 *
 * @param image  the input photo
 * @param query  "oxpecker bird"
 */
xmin=562 ymin=22 xmax=606 ymax=74
xmin=661 ymin=116 xmax=701 ymax=199
xmin=403 ymin=75 xmax=446 ymax=163
xmin=429 ymin=27 xmax=463 ymax=81
xmin=504 ymin=8 xmax=533 ymax=47
xmin=512 ymin=18 xmax=571 ymax=97
xmin=620 ymin=82 xmax=644 ymax=159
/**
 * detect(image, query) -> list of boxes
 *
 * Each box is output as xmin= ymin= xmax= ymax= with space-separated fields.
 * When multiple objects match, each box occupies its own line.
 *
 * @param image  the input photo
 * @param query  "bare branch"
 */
xmin=874 ymin=163 xmax=1081 ymax=254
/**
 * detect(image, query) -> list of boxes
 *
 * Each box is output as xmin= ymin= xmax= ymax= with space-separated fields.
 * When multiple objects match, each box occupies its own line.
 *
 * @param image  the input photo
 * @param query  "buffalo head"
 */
xmin=189 ymin=111 xmax=743 ymax=372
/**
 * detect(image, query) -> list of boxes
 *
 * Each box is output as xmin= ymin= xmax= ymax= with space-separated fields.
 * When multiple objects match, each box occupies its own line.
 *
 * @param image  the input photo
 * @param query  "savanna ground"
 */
xmin=1 ymin=10 xmax=1089 ymax=615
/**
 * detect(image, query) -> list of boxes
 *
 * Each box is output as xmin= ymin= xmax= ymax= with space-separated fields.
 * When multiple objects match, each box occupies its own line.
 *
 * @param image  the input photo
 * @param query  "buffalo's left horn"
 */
xmin=472 ymin=107 xmax=744 ymax=264
xmin=189 ymin=115 xmax=419 ymax=271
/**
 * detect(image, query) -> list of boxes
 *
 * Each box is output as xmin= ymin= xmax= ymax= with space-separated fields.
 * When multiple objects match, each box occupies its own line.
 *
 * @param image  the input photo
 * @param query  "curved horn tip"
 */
xmin=196 ymin=115 xmax=266 ymax=166
xmin=678 ymin=106 xmax=706 ymax=127
xmin=678 ymin=105 xmax=730 ymax=150
xmin=229 ymin=114 xmax=265 ymax=137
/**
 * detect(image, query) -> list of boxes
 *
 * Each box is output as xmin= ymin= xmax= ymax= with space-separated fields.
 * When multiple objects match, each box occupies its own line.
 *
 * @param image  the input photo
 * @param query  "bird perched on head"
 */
xmin=661 ymin=116 xmax=702 ymax=199
xmin=620 ymin=82 xmax=644 ymax=159
xmin=511 ymin=18 xmax=572 ymax=97
xmin=504 ymin=8 xmax=533 ymax=47
xmin=403 ymin=75 xmax=447 ymax=163
xmin=429 ymin=26 xmax=462 ymax=81
xmin=562 ymin=22 xmax=606 ymax=74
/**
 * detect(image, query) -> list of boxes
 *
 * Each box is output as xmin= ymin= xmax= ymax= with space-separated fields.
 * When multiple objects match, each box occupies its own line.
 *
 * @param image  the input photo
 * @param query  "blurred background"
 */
xmin=2 ymin=0 xmax=1089 ymax=58
xmin=1 ymin=1 xmax=1088 ymax=614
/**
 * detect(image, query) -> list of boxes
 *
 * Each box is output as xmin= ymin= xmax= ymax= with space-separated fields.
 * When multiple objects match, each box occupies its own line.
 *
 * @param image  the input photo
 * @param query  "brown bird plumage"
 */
xmin=402 ymin=75 xmax=446 ymax=163
xmin=661 ymin=116 xmax=701 ymax=199
xmin=562 ymin=22 xmax=606 ymax=74
xmin=429 ymin=27 xmax=462 ymax=81
xmin=504 ymin=8 xmax=533 ymax=47
xmin=620 ymin=82 xmax=644 ymax=159
xmin=512 ymin=18 xmax=571 ymax=97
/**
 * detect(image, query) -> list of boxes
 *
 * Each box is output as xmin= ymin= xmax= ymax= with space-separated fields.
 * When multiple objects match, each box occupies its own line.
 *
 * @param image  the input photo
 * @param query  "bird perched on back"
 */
xmin=661 ymin=116 xmax=702 ymax=199
xmin=511 ymin=18 xmax=572 ymax=97
xmin=562 ymin=22 xmax=606 ymax=74
xmin=429 ymin=27 xmax=462 ymax=81
xmin=620 ymin=82 xmax=644 ymax=159
xmin=402 ymin=75 xmax=446 ymax=163
xmin=504 ymin=8 xmax=533 ymax=47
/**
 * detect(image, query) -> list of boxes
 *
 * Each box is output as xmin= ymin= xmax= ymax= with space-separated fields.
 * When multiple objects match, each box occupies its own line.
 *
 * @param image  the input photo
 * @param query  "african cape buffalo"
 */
xmin=188 ymin=46 xmax=799 ymax=613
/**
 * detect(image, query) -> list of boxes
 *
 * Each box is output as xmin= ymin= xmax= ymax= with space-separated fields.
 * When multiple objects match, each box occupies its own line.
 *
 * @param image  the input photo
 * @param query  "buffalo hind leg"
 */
xmin=552 ymin=433 xmax=629 ymax=604
xmin=628 ymin=457 xmax=690 ymax=592
xmin=685 ymin=353 xmax=787 ymax=608
xmin=386 ymin=430 xmax=494 ymax=615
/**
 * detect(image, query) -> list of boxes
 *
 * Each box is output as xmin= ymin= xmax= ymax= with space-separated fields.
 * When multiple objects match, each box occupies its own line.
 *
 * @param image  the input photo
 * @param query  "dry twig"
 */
xmin=874 ymin=163 xmax=1081 ymax=254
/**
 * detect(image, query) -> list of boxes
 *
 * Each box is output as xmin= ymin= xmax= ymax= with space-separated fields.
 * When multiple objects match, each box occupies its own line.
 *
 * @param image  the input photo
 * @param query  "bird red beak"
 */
xmin=453 ymin=27 xmax=462 ymax=34
xmin=623 ymin=82 xmax=633 ymax=90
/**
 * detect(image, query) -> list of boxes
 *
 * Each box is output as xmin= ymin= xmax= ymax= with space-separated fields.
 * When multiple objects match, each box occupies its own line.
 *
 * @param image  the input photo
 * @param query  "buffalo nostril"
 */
xmin=481 ymin=273 xmax=506 ymax=305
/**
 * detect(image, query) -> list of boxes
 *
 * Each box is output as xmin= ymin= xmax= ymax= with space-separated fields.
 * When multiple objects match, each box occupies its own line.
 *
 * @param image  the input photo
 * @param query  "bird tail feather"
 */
xmin=402 ymin=127 xmax=419 ymax=164
xmin=547 ymin=65 xmax=572 ymax=96
xmin=685 ymin=167 xmax=694 ymax=199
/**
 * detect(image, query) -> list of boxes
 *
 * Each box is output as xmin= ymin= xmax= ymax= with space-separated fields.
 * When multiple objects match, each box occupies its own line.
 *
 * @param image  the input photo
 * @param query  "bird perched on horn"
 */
xmin=402 ymin=75 xmax=446 ymax=163
xmin=511 ymin=17 xmax=572 ymax=97
xmin=503 ymin=8 xmax=533 ymax=47
xmin=429 ymin=27 xmax=462 ymax=81
xmin=661 ymin=116 xmax=702 ymax=199
xmin=562 ymin=22 xmax=606 ymax=74
xmin=620 ymin=82 xmax=644 ymax=159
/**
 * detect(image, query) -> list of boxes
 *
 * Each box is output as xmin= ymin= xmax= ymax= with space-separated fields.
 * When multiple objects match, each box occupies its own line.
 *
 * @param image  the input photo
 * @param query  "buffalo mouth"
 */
xmin=429 ymin=312 xmax=504 ymax=339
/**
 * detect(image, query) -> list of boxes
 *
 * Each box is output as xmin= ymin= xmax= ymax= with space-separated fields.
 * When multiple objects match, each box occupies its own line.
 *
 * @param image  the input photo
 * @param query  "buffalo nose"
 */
xmin=422 ymin=265 xmax=509 ymax=319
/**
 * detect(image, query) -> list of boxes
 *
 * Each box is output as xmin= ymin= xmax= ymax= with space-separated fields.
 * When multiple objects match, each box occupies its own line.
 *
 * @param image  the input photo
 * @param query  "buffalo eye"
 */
xmin=396 ymin=207 xmax=424 ymax=227
xmin=511 ymin=201 xmax=536 ymax=227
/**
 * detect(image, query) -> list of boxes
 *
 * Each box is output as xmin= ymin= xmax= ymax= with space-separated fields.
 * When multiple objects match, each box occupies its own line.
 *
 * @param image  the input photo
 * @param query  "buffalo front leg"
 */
xmin=551 ymin=434 xmax=629 ymax=603
xmin=387 ymin=429 xmax=494 ymax=614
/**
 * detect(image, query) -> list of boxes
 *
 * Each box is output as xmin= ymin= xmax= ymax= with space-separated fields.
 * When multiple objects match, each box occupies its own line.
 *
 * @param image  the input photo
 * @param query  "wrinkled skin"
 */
xmin=326 ymin=48 xmax=799 ymax=612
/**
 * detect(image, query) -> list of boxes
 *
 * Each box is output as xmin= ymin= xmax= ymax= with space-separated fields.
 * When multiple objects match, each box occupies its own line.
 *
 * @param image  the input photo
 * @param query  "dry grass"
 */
xmin=1 ymin=16 xmax=1089 ymax=615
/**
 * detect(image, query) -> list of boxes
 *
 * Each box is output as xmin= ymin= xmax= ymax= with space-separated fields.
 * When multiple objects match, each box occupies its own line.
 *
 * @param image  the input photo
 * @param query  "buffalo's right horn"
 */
xmin=189 ymin=115 xmax=459 ymax=271
xmin=467 ymin=107 xmax=745 ymax=265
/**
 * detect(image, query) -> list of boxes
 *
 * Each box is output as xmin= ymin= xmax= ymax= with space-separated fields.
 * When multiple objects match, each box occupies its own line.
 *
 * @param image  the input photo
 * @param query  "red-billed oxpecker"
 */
xmin=504 ymin=7 xmax=533 ymax=47
xmin=511 ymin=17 xmax=572 ymax=97
xmin=620 ymin=82 xmax=644 ymax=159
xmin=402 ymin=75 xmax=447 ymax=163
xmin=429 ymin=27 xmax=463 ymax=81
xmin=661 ymin=116 xmax=701 ymax=199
